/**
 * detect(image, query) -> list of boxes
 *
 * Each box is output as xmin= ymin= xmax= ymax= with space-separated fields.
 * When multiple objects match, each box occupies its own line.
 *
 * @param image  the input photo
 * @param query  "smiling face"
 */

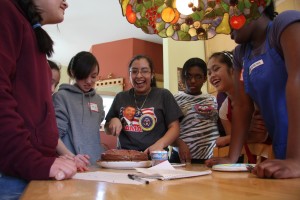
xmin=33 ymin=0 xmax=68 ymax=25
xmin=207 ymin=57 xmax=234 ymax=94
xmin=123 ymin=106 xmax=136 ymax=121
xmin=129 ymin=58 xmax=153 ymax=95
xmin=75 ymin=65 xmax=98 ymax=93
xmin=184 ymin=66 xmax=206 ymax=95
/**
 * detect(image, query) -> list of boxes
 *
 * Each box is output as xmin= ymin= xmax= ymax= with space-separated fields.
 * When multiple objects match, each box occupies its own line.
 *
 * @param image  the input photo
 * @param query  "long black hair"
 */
xmin=16 ymin=0 xmax=54 ymax=57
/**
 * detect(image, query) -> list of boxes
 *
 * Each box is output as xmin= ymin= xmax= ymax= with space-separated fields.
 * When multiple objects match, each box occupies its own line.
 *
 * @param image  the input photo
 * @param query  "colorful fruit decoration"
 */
xmin=170 ymin=8 xmax=180 ymax=24
xmin=216 ymin=13 xmax=231 ymax=34
xmin=161 ymin=7 xmax=176 ymax=23
xmin=126 ymin=4 xmax=136 ymax=24
xmin=127 ymin=12 xmax=137 ymax=24
xmin=230 ymin=14 xmax=246 ymax=30
xmin=120 ymin=0 xmax=130 ymax=16
xmin=145 ymin=6 xmax=160 ymax=33
xmin=228 ymin=0 xmax=245 ymax=30
xmin=118 ymin=0 xmax=271 ymax=41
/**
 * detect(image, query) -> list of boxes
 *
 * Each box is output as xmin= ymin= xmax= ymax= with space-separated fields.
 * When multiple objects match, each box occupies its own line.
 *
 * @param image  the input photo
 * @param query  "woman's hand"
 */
xmin=252 ymin=159 xmax=300 ymax=179
xmin=106 ymin=118 xmax=122 ymax=136
xmin=49 ymin=157 xmax=77 ymax=180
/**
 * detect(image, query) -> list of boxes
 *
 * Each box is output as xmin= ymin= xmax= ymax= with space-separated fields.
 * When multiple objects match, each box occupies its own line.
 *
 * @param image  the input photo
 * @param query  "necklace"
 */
xmin=133 ymin=88 xmax=151 ymax=116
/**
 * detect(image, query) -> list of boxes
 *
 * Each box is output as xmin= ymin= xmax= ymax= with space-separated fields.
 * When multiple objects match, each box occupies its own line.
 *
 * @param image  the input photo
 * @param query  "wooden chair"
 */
xmin=213 ymin=146 xmax=231 ymax=157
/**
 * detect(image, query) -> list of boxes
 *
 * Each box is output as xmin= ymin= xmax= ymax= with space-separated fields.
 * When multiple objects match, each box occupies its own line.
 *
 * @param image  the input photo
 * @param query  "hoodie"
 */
xmin=0 ymin=0 xmax=56 ymax=180
xmin=53 ymin=84 xmax=105 ymax=164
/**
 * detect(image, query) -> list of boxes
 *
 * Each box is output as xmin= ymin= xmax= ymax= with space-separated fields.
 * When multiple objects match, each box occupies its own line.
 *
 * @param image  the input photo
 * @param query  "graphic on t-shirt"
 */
xmin=121 ymin=106 xmax=136 ymax=126
xmin=120 ymin=106 xmax=156 ymax=132
xmin=139 ymin=114 xmax=155 ymax=131
xmin=193 ymin=103 xmax=217 ymax=120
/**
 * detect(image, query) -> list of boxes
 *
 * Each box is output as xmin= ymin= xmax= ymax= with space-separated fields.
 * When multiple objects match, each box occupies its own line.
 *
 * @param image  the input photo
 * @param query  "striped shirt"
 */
xmin=174 ymin=92 xmax=219 ymax=159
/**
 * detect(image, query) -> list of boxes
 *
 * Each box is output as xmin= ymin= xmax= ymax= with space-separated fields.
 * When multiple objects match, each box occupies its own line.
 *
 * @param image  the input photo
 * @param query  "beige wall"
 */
xmin=276 ymin=0 xmax=300 ymax=12
xmin=204 ymin=34 xmax=237 ymax=61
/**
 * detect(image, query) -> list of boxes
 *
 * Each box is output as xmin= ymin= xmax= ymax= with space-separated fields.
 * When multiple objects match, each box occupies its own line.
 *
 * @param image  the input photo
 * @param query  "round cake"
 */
xmin=101 ymin=149 xmax=148 ymax=161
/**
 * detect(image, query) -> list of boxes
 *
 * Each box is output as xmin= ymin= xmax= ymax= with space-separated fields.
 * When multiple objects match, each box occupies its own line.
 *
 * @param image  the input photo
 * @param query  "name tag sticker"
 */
xmin=89 ymin=103 xmax=99 ymax=112
xmin=249 ymin=59 xmax=264 ymax=75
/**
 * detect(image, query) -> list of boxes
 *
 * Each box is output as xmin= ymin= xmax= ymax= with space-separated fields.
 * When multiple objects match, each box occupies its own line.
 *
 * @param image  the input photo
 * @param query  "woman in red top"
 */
xmin=0 ymin=0 xmax=76 ymax=199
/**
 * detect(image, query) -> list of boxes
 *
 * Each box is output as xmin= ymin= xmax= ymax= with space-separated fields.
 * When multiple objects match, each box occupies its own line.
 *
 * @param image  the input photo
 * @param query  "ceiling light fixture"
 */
xmin=176 ymin=0 xmax=199 ymax=15
xmin=119 ymin=0 xmax=271 ymax=41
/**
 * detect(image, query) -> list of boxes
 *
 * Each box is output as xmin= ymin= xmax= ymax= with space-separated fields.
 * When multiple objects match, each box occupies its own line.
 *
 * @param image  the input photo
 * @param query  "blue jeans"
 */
xmin=0 ymin=173 xmax=28 ymax=200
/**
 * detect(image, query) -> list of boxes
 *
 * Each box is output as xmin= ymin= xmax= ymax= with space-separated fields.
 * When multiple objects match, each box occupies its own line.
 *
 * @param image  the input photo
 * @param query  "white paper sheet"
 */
xmin=135 ymin=160 xmax=212 ymax=180
xmin=73 ymin=171 xmax=153 ymax=185
xmin=72 ymin=161 xmax=211 ymax=184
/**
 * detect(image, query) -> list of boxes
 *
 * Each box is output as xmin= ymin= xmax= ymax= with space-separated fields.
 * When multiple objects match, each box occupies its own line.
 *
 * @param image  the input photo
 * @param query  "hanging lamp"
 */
xmin=119 ymin=0 xmax=271 ymax=41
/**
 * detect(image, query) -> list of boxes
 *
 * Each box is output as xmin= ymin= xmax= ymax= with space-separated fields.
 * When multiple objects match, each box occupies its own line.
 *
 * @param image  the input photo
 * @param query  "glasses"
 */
xmin=129 ymin=68 xmax=151 ymax=76
xmin=185 ymin=74 xmax=204 ymax=81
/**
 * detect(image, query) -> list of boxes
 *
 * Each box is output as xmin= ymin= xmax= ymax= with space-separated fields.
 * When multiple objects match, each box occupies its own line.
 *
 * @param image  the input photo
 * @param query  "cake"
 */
xmin=101 ymin=149 xmax=148 ymax=161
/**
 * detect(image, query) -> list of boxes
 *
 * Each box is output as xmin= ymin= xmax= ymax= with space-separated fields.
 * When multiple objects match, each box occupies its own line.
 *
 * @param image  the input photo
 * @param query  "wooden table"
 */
xmin=21 ymin=165 xmax=300 ymax=200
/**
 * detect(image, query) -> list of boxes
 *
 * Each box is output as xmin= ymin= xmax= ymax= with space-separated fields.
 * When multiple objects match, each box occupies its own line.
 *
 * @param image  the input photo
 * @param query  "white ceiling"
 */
xmin=44 ymin=0 xmax=162 ymax=66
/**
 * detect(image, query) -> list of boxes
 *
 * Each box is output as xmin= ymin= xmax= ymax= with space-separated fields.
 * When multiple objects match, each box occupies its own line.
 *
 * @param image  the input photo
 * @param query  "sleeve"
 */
xmin=271 ymin=10 xmax=300 ymax=55
xmin=219 ymin=97 xmax=229 ymax=120
xmin=52 ymin=92 xmax=70 ymax=138
xmin=162 ymin=89 xmax=184 ymax=125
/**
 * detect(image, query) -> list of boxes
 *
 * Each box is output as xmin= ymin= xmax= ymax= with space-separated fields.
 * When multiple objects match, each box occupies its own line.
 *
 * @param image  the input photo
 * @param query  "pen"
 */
xmin=246 ymin=164 xmax=255 ymax=173
xmin=128 ymin=174 xmax=149 ymax=184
